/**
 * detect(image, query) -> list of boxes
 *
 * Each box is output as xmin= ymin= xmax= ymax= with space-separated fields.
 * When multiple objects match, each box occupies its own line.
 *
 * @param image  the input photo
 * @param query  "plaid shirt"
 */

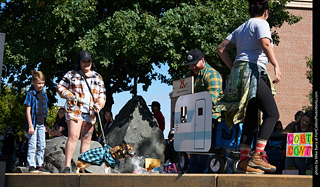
xmin=24 ymin=87 xmax=49 ymax=132
xmin=191 ymin=62 xmax=223 ymax=120
xmin=78 ymin=144 xmax=117 ymax=168
xmin=215 ymin=61 xmax=276 ymax=129
xmin=57 ymin=70 xmax=106 ymax=124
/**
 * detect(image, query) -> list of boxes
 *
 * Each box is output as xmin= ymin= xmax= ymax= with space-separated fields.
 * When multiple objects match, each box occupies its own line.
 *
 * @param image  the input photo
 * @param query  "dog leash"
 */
xmin=64 ymin=93 xmax=107 ymax=144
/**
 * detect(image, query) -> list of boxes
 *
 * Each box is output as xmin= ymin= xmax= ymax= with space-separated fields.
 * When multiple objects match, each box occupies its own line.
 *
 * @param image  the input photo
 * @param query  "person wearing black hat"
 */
xmin=215 ymin=0 xmax=280 ymax=174
xmin=185 ymin=49 xmax=223 ymax=121
xmin=57 ymin=50 xmax=106 ymax=173
xmin=149 ymin=101 xmax=165 ymax=132
xmin=185 ymin=49 xmax=223 ymax=173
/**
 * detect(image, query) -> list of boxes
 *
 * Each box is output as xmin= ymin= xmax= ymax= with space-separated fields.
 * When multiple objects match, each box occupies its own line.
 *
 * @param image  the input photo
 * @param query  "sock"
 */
xmin=240 ymin=144 xmax=251 ymax=161
xmin=255 ymin=139 xmax=267 ymax=152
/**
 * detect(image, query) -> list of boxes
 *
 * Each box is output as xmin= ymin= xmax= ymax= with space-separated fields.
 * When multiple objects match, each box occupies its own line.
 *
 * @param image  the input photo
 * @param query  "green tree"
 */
xmin=0 ymin=85 xmax=26 ymax=137
xmin=0 ymin=85 xmax=61 ymax=138
xmin=0 ymin=0 xmax=301 ymax=111
xmin=46 ymin=105 xmax=60 ymax=128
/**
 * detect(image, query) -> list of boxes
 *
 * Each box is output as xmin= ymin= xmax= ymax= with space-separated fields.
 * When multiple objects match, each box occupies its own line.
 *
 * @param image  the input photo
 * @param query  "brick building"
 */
xmin=267 ymin=0 xmax=313 ymax=128
xmin=169 ymin=0 xmax=313 ymax=130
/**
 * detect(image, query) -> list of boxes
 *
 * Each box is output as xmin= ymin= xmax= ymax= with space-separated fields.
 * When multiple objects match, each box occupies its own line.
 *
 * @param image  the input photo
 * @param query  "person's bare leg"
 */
xmin=64 ymin=119 xmax=83 ymax=167
xmin=80 ymin=122 xmax=94 ymax=153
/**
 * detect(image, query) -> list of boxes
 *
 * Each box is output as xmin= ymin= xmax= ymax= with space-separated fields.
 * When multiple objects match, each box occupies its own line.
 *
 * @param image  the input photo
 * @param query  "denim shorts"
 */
xmin=66 ymin=112 xmax=91 ymax=123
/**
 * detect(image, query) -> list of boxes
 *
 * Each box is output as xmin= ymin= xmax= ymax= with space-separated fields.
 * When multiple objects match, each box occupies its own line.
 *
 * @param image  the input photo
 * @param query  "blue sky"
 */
xmin=56 ymin=64 xmax=173 ymax=138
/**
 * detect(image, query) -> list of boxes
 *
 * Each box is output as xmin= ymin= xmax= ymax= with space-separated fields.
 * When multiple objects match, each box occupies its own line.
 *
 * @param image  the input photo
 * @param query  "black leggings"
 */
xmin=240 ymin=76 xmax=279 ymax=145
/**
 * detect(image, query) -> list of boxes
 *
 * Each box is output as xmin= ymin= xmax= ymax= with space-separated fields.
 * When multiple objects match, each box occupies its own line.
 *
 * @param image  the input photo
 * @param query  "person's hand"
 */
xmin=93 ymin=103 xmax=100 ymax=113
xmin=63 ymin=90 xmax=73 ymax=100
xmin=67 ymin=92 xmax=78 ymax=105
xmin=93 ymin=106 xmax=100 ymax=113
xmin=28 ymin=126 xmax=34 ymax=135
xmin=69 ymin=98 xmax=77 ymax=105
xmin=273 ymin=66 xmax=282 ymax=84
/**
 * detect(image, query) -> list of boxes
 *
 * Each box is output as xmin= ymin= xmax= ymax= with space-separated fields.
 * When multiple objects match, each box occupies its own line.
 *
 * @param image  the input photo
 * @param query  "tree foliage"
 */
xmin=0 ymin=85 xmax=60 ymax=138
xmin=0 ymin=86 xmax=25 ymax=137
xmin=0 ymin=0 xmax=301 ymax=111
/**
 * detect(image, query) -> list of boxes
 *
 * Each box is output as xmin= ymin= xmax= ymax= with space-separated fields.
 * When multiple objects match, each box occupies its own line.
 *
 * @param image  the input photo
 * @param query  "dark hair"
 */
xmin=248 ymin=0 xmax=270 ymax=18
xmin=294 ymin=110 xmax=304 ymax=120
xmin=55 ymin=107 xmax=66 ymax=127
xmin=273 ymin=120 xmax=283 ymax=133
xmin=294 ymin=111 xmax=314 ymax=132
xmin=103 ymin=110 xmax=113 ymax=126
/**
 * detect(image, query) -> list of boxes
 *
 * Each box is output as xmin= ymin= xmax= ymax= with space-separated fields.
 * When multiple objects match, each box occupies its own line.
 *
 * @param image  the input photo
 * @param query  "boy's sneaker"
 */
xmin=37 ymin=166 xmax=51 ymax=174
xmin=238 ymin=158 xmax=265 ymax=174
xmin=61 ymin=167 xmax=71 ymax=173
xmin=29 ymin=166 xmax=39 ymax=173
xmin=248 ymin=152 xmax=276 ymax=173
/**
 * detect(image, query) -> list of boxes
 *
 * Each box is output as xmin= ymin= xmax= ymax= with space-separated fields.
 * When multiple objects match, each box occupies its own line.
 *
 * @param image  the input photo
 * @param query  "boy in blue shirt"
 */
xmin=24 ymin=70 xmax=50 ymax=173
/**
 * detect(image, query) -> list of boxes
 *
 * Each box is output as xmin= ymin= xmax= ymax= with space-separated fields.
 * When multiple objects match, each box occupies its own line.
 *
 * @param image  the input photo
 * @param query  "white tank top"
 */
xmin=81 ymin=77 xmax=92 ymax=113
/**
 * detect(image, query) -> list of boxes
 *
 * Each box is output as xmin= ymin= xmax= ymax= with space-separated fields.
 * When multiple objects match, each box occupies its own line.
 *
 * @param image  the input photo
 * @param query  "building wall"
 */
xmin=170 ymin=1 xmax=313 ymax=130
xmin=267 ymin=4 xmax=312 ymax=128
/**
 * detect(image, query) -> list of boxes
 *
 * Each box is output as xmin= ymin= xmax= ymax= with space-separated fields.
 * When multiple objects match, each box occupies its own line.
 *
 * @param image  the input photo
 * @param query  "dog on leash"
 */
xmin=76 ymin=143 xmax=135 ymax=173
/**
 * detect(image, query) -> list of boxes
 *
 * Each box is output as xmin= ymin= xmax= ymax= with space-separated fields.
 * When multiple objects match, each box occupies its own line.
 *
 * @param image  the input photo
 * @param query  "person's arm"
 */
xmin=259 ymin=38 xmax=282 ymax=83
xmin=282 ymin=122 xmax=294 ymax=134
xmin=50 ymin=126 xmax=64 ymax=136
xmin=26 ymin=106 xmax=34 ymax=135
xmin=57 ymin=71 xmax=75 ymax=102
xmin=205 ymin=70 xmax=223 ymax=106
xmin=93 ymin=75 xmax=106 ymax=113
xmin=216 ymin=39 xmax=236 ymax=70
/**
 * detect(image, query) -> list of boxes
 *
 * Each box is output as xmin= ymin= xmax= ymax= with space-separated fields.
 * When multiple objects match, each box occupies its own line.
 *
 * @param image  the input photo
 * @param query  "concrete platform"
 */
xmin=4 ymin=173 xmax=312 ymax=187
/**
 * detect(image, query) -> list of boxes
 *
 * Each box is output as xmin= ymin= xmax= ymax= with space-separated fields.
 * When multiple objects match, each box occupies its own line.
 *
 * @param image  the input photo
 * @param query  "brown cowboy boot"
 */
xmin=238 ymin=158 xmax=265 ymax=174
xmin=248 ymin=152 xmax=276 ymax=173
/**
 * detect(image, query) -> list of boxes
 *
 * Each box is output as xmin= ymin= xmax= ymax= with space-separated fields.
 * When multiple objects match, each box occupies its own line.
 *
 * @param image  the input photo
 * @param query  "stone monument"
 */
xmin=106 ymin=95 xmax=166 ymax=173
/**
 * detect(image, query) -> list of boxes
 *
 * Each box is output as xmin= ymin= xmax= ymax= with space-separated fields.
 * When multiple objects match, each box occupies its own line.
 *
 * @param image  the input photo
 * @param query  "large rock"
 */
xmin=106 ymin=96 xmax=166 ymax=173
xmin=43 ymin=136 xmax=105 ymax=173
xmin=26 ymin=95 xmax=165 ymax=174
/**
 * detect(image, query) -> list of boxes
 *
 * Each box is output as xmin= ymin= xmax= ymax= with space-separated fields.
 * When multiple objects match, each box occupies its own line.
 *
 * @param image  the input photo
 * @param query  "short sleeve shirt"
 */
xmin=24 ymin=87 xmax=49 ymax=131
xmin=226 ymin=18 xmax=273 ymax=69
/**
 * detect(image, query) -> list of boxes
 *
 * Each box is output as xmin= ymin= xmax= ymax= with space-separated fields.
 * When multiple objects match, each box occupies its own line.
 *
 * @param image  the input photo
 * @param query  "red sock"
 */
xmin=255 ymin=139 xmax=267 ymax=152
xmin=240 ymin=145 xmax=251 ymax=161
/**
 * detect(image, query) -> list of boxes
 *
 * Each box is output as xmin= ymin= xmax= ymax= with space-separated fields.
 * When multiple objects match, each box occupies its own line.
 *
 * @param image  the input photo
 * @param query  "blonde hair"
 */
xmin=31 ymin=70 xmax=45 ymax=81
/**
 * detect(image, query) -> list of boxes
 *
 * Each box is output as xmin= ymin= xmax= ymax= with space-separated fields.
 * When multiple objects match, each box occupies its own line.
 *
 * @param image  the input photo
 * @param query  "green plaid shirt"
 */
xmin=215 ymin=61 xmax=276 ymax=129
xmin=192 ymin=62 xmax=223 ymax=119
